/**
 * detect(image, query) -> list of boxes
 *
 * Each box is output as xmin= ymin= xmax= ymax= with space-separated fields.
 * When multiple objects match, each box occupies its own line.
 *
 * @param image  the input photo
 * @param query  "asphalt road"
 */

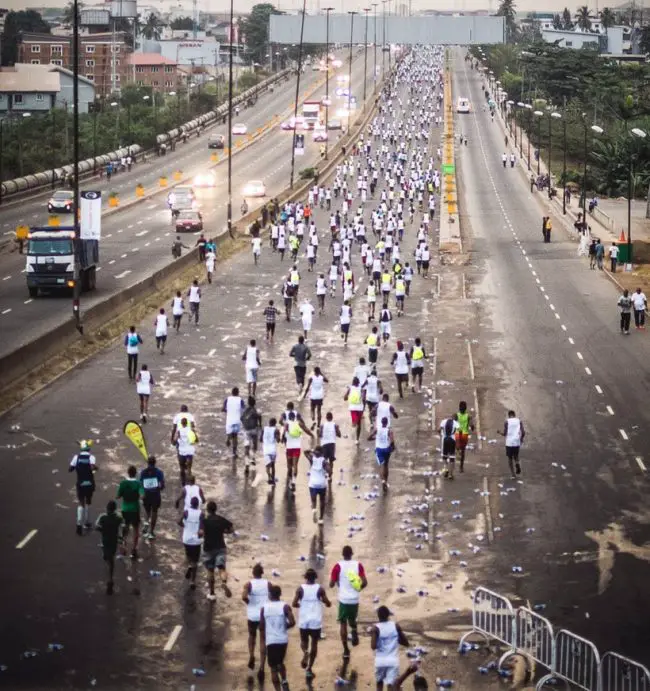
xmin=0 ymin=55 xmax=376 ymax=360
xmin=453 ymin=53 xmax=650 ymax=661
xmin=0 ymin=53 xmax=457 ymax=689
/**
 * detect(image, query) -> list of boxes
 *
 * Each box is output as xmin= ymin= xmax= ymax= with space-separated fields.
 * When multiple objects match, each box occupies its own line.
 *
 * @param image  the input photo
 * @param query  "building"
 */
xmin=124 ymin=52 xmax=180 ymax=91
xmin=17 ymin=31 xmax=131 ymax=98
xmin=0 ymin=63 xmax=96 ymax=114
xmin=540 ymin=26 xmax=624 ymax=54
xmin=140 ymin=37 xmax=221 ymax=67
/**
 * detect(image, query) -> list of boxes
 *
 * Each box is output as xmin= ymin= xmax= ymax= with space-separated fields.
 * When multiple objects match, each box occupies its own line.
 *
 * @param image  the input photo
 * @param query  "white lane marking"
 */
xmin=555 ymin=314 xmax=560 ymax=319
xmin=109 ymin=259 xmax=116 ymax=265
xmin=2 ymin=308 xmax=12 ymax=315
xmin=595 ymin=385 xmax=603 ymax=394
xmin=115 ymin=270 xmax=132 ymax=279
xmin=16 ymin=529 xmax=38 ymax=549
xmin=186 ymin=368 xmax=196 ymax=377
xmin=576 ymin=352 xmax=583 ymax=360
xmin=208 ymin=348 xmax=216 ymax=357
xmin=121 ymin=253 xmax=128 ymax=259
xmin=163 ymin=625 xmax=183 ymax=652
xmin=606 ymin=405 xmax=615 ymax=416
xmin=24 ymin=299 xmax=32 ymax=305
xmin=222 ymin=335 xmax=230 ymax=342
xmin=636 ymin=457 xmax=646 ymax=472
xmin=585 ymin=367 xmax=592 ymax=375
xmin=535 ymin=278 xmax=540 ymax=284
xmin=2 ymin=275 xmax=11 ymax=281
xmin=132 ymin=247 xmax=139 ymax=253
xmin=540 ymin=286 xmax=545 ymax=292
xmin=550 ymin=304 xmax=555 ymax=310
xmin=561 ymin=324 xmax=567 ymax=331
xmin=619 ymin=429 xmax=629 ymax=440
xmin=544 ymin=295 xmax=549 ymax=301
xmin=135 ymin=230 xmax=149 ymax=237
xmin=467 ymin=340 xmax=475 ymax=380
xmin=234 ymin=322 xmax=241 ymax=329
xmin=568 ymin=337 xmax=575 ymax=345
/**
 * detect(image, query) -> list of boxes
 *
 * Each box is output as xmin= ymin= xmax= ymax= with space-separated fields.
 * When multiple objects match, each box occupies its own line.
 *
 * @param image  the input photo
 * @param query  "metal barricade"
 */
xmin=500 ymin=607 xmax=555 ymax=675
xmin=458 ymin=587 xmax=516 ymax=653
xmin=537 ymin=630 xmax=600 ymax=691
xmin=600 ymin=652 xmax=650 ymax=691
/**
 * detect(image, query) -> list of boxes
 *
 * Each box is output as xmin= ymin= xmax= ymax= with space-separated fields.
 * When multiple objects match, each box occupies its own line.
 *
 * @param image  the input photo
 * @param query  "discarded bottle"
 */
xmin=47 ymin=644 xmax=64 ymax=652
xmin=192 ymin=668 xmax=206 ymax=677
xmin=533 ymin=603 xmax=547 ymax=611
xmin=498 ymin=669 xmax=512 ymax=678
xmin=478 ymin=666 xmax=489 ymax=674
xmin=149 ymin=570 xmax=162 ymax=577
xmin=436 ymin=679 xmax=454 ymax=688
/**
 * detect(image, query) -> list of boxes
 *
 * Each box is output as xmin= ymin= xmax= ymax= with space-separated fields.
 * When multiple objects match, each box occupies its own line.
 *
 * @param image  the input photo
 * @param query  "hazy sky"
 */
xmin=4 ymin=0 xmax=630 ymax=15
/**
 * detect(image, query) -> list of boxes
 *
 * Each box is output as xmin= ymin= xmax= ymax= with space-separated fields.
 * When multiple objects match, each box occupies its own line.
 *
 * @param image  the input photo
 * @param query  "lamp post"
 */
xmin=347 ymin=11 xmax=358 ymax=122
xmin=71 ymin=0 xmax=81 ymax=333
xmin=549 ymin=111 xmax=561 ymax=199
xmin=524 ymin=103 xmax=532 ymax=170
xmin=288 ymin=0 xmax=307 ymax=190
xmin=91 ymin=102 xmax=98 ymax=175
xmin=227 ymin=0 xmax=234 ymax=236
xmin=534 ymin=109 xmax=543 ymax=176
xmin=382 ymin=0 xmax=387 ymax=78
xmin=52 ymin=107 xmax=58 ymax=187
xmin=628 ymin=127 xmax=647 ymax=262
xmin=372 ymin=3 xmax=378 ymax=90
xmin=582 ymin=121 xmax=604 ymax=224
xmin=363 ymin=8 xmax=370 ymax=109
xmin=324 ymin=7 xmax=334 ymax=160
xmin=516 ymin=101 xmax=525 ymax=155
xmin=506 ymin=100 xmax=514 ymax=141
xmin=110 ymin=100 xmax=119 ymax=149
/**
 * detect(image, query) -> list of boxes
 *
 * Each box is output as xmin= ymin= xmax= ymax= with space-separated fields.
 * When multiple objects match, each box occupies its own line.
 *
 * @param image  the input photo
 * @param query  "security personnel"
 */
xmin=365 ymin=326 xmax=379 ymax=365
xmin=409 ymin=337 xmax=427 ymax=393
xmin=69 ymin=440 xmax=97 ymax=535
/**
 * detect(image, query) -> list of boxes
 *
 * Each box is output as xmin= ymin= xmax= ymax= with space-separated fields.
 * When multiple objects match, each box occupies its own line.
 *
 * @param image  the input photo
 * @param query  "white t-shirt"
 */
xmin=321 ymin=420 xmax=337 ymax=444
xmin=505 ymin=417 xmax=522 ymax=447
xmin=633 ymin=292 xmax=647 ymax=310
xmin=374 ymin=621 xmax=399 ymax=668
xmin=609 ymin=245 xmax=619 ymax=259
xmin=301 ymin=303 xmax=315 ymax=321
xmin=155 ymin=314 xmax=168 ymax=337
xmin=245 ymin=346 xmax=259 ymax=370
xmin=340 ymin=305 xmax=351 ymax=325
xmin=308 ymin=454 xmax=328 ymax=489
xmin=225 ymin=396 xmax=243 ymax=426
xmin=262 ymin=426 xmax=277 ymax=457
xmin=310 ymin=374 xmax=325 ymax=400
xmin=205 ymin=251 xmax=216 ymax=271
xmin=440 ymin=418 xmax=460 ymax=438
xmin=316 ymin=278 xmax=327 ymax=295
xmin=335 ymin=559 xmax=362 ymax=605
xmin=393 ymin=350 xmax=409 ymax=374
xmin=252 ymin=238 xmax=262 ymax=254
xmin=172 ymin=296 xmax=184 ymax=316
xmin=189 ymin=285 xmax=201 ymax=303
xmin=136 ymin=369 xmax=152 ymax=395
xmin=173 ymin=411 xmax=195 ymax=429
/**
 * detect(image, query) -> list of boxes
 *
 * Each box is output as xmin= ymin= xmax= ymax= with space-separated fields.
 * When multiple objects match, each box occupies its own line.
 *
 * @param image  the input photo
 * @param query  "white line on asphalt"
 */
xmin=550 ymin=304 xmax=555 ymax=310
xmin=540 ymin=286 xmax=545 ymax=292
xmin=234 ymin=322 xmax=241 ymax=329
xmin=121 ymin=253 xmax=128 ymax=258
xmin=482 ymin=477 xmax=494 ymax=543
xmin=246 ymin=310 xmax=252 ymax=317
xmin=127 ymin=225 xmax=134 ymax=229
xmin=2 ymin=275 xmax=10 ymax=281
xmin=145 ymin=242 xmax=150 ymax=247
xmin=105 ymin=234 xmax=112 ymax=238
xmin=544 ymin=295 xmax=549 ymax=301
xmin=535 ymin=278 xmax=540 ymax=284
xmin=132 ymin=247 xmax=139 ymax=253
xmin=163 ymin=625 xmax=183 ymax=652
xmin=555 ymin=314 xmax=560 ymax=319
xmin=532 ymin=270 xmax=537 ymax=276
xmin=115 ymin=270 xmax=132 ymax=279
xmin=135 ymin=230 xmax=148 ymax=237
xmin=186 ymin=368 xmax=196 ymax=377
xmin=619 ymin=429 xmax=629 ymax=440
xmin=109 ymin=259 xmax=116 ymax=265
xmin=636 ymin=457 xmax=647 ymax=472
xmin=576 ymin=352 xmax=583 ymax=360
xmin=568 ymin=337 xmax=575 ymax=345
xmin=24 ymin=299 xmax=32 ymax=305
xmin=2 ymin=308 xmax=11 ymax=315
xmin=561 ymin=325 xmax=567 ymax=331
xmin=163 ymin=388 xmax=176 ymax=399
xmin=595 ymin=385 xmax=603 ymax=394
xmin=222 ymin=335 xmax=230 ymax=342
xmin=466 ymin=341 xmax=475 ymax=380
xmin=16 ymin=529 xmax=38 ymax=549
xmin=607 ymin=405 xmax=615 ymax=416
xmin=585 ymin=367 xmax=592 ymax=375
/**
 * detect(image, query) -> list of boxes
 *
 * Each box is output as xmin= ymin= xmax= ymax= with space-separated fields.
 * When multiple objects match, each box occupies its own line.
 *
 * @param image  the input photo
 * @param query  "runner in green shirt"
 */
xmin=456 ymin=400 xmax=474 ymax=473
xmin=117 ymin=465 xmax=143 ymax=559
xmin=95 ymin=500 xmax=124 ymax=595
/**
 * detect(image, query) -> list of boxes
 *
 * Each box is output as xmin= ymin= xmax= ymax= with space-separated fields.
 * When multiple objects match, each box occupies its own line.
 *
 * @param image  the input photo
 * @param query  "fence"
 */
xmin=459 ymin=586 xmax=650 ymax=691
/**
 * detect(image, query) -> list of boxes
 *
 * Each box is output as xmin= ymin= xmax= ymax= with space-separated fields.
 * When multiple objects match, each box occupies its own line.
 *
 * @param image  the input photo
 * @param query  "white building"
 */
xmin=541 ymin=26 xmax=624 ymax=54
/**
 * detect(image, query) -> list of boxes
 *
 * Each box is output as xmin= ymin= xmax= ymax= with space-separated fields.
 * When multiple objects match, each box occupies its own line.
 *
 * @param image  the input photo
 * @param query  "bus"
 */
xmin=456 ymin=97 xmax=471 ymax=113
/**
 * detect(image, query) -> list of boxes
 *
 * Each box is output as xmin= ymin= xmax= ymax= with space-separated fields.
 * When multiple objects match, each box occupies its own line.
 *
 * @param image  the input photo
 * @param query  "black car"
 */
xmin=208 ymin=134 xmax=225 ymax=149
xmin=175 ymin=210 xmax=203 ymax=232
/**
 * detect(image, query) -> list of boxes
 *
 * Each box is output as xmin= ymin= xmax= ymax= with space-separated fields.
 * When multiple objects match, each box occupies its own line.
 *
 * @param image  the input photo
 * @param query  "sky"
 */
xmin=3 ymin=0 xmax=633 ymax=16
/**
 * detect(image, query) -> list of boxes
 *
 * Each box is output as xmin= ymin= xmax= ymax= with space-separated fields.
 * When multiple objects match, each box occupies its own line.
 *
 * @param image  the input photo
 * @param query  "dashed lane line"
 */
xmin=16 ymin=529 xmax=38 ymax=549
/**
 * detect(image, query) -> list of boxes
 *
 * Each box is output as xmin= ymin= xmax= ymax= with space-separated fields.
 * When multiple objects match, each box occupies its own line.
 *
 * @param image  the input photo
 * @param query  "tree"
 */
xmin=640 ymin=25 xmax=650 ymax=54
xmin=575 ymin=6 xmax=594 ymax=31
xmin=561 ymin=7 xmax=574 ymax=30
xmin=553 ymin=13 xmax=563 ymax=29
xmin=1 ymin=10 xmax=51 ymax=65
xmin=599 ymin=7 xmax=615 ymax=34
xmin=141 ymin=12 xmax=164 ymax=40
xmin=240 ymin=3 xmax=283 ymax=66
xmin=62 ymin=1 xmax=84 ymax=26
xmin=170 ymin=16 xmax=193 ymax=31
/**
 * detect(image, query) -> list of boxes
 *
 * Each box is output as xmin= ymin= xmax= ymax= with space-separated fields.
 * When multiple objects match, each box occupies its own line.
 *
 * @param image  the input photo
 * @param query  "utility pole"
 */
xmin=227 ymin=0 xmax=234 ymax=237
xmin=289 ymin=0 xmax=307 ymax=189
xmin=72 ymin=0 xmax=82 ymax=333
xmin=347 ymin=11 xmax=357 ymax=122
xmin=324 ymin=7 xmax=334 ymax=159
xmin=363 ymin=8 xmax=370 ymax=109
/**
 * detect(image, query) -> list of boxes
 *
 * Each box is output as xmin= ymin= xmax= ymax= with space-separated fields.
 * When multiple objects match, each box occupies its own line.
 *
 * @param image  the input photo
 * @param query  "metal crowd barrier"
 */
xmin=459 ymin=587 xmax=650 ymax=691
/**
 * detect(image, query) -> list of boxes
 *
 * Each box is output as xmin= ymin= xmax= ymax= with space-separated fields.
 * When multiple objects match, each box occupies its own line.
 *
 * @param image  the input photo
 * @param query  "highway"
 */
xmin=0 ymin=53 xmax=376 ymax=360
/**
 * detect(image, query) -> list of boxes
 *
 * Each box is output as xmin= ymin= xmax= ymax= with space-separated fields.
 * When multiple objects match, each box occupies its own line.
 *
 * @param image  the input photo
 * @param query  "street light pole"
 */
xmin=227 ymin=0 xmax=234 ymax=237
xmin=0 ymin=120 xmax=3 ymax=206
xmin=92 ymin=104 xmax=98 ymax=175
xmin=289 ymin=0 xmax=307 ymax=190
xmin=324 ymin=7 xmax=334 ymax=160
xmin=547 ymin=114 xmax=552 ymax=199
xmin=628 ymin=127 xmax=647 ymax=263
xmin=382 ymin=0 xmax=387 ymax=78
xmin=347 ymin=11 xmax=357 ymax=123
xmin=372 ymin=3 xmax=378 ymax=90
xmin=582 ymin=120 xmax=588 ymax=222
xmin=72 ymin=0 xmax=82 ymax=333
xmin=363 ymin=8 xmax=370 ymax=109
xmin=537 ymin=115 xmax=541 ymax=176
xmin=52 ymin=108 xmax=58 ymax=187
xmin=525 ymin=104 xmax=532 ymax=170
xmin=562 ymin=102 xmax=567 ymax=214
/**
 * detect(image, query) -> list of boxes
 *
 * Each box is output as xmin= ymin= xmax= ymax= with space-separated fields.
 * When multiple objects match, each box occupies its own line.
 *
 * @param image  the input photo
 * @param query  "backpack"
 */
xmin=241 ymin=406 xmax=258 ymax=431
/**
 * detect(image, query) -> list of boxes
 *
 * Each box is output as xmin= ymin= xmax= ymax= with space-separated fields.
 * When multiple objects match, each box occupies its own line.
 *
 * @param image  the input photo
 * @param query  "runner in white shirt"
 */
xmin=260 ymin=586 xmax=295 ymax=690
xmin=223 ymin=387 xmax=245 ymax=460
xmin=154 ymin=308 xmax=168 ymax=354
xmin=340 ymin=300 xmax=352 ymax=344
xmin=180 ymin=495 xmax=203 ymax=591
xmin=633 ymin=288 xmax=647 ymax=329
xmin=300 ymin=299 xmax=316 ymax=339
xmin=187 ymin=279 xmax=201 ymax=325
xmin=261 ymin=418 xmax=280 ymax=485
xmin=171 ymin=291 xmax=184 ymax=333
xmin=304 ymin=447 xmax=330 ymax=524
xmin=303 ymin=366 xmax=328 ymax=428
xmin=379 ymin=303 xmax=392 ymax=345
xmin=439 ymin=415 xmax=460 ymax=479
xmin=371 ymin=606 xmax=410 ymax=688
xmin=242 ymin=339 xmax=261 ymax=397
xmin=252 ymin=236 xmax=262 ymax=265
xmin=391 ymin=341 xmax=411 ymax=398
xmin=243 ymin=562 xmax=271 ymax=677
xmin=498 ymin=409 xmax=526 ymax=479
xmin=136 ymin=364 xmax=154 ymax=422
xmin=315 ymin=273 xmax=328 ymax=315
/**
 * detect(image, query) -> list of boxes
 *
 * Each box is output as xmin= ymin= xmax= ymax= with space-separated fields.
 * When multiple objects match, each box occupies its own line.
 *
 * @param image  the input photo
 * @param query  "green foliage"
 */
xmin=561 ymin=7 xmax=574 ymax=29
xmin=575 ymin=5 xmax=594 ymax=31
xmin=170 ymin=16 xmax=194 ymax=31
xmin=1 ymin=9 xmax=51 ymax=65
xmin=141 ymin=12 xmax=165 ymax=40
xmin=240 ymin=3 xmax=283 ymax=66
xmin=62 ymin=1 xmax=83 ymax=26
xmin=640 ymin=26 xmax=650 ymax=55
xmin=496 ymin=0 xmax=517 ymax=43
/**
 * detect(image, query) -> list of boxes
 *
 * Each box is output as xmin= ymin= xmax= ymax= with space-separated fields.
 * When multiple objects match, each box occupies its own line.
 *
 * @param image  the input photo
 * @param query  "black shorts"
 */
xmin=310 ymin=398 xmax=323 ymax=410
xmin=248 ymin=620 xmax=261 ymax=636
xmin=422 ymin=260 xmax=430 ymax=269
xmin=267 ymin=643 xmax=288 ymax=668
xmin=506 ymin=446 xmax=520 ymax=461
xmin=266 ymin=322 xmax=276 ymax=335
xmin=411 ymin=365 xmax=424 ymax=377
xmin=368 ymin=349 xmax=378 ymax=364
xmin=143 ymin=494 xmax=161 ymax=512
xmin=322 ymin=442 xmax=336 ymax=462
xmin=341 ymin=323 xmax=350 ymax=334
xmin=76 ymin=485 xmax=94 ymax=504
xmin=122 ymin=510 xmax=141 ymax=527
xmin=184 ymin=543 xmax=201 ymax=563
xmin=156 ymin=335 xmax=167 ymax=345
xmin=442 ymin=437 xmax=456 ymax=458
xmin=102 ymin=546 xmax=117 ymax=562
xmin=178 ymin=455 xmax=193 ymax=470
xmin=284 ymin=297 xmax=292 ymax=308
xmin=300 ymin=628 xmax=322 ymax=645
xmin=396 ymin=373 xmax=409 ymax=383
xmin=373 ymin=271 xmax=381 ymax=281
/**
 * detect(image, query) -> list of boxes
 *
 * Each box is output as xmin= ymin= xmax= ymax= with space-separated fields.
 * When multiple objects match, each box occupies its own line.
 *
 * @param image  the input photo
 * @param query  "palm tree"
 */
xmin=552 ymin=13 xmax=563 ymax=29
xmin=496 ymin=0 xmax=518 ymax=43
xmin=599 ymin=7 xmax=616 ymax=35
xmin=561 ymin=6 xmax=574 ymax=29
xmin=575 ymin=5 xmax=594 ymax=31
xmin=62 ymin=0 xmax=84 ymax=26
xmin=141 ymin=12 xmax=164 ymax=41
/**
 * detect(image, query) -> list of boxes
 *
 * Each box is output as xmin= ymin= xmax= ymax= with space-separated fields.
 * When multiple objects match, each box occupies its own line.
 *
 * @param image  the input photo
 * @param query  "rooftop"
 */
xmin=0 ymin=63 xmax=94 ymax=93
xmin=126 ymin=53 xmax=177 ymax=66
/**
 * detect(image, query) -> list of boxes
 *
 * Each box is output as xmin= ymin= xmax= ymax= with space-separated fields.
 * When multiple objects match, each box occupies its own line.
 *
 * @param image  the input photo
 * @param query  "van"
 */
xmin=457 ymin=97 xmax=470 ymax=114
xmin=208 ymin=133 xmax=225 ymax=149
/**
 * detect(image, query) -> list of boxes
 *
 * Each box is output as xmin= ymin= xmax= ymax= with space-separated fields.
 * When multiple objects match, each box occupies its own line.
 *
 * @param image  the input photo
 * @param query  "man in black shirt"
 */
xmin=96 ymin=500 xmax=123 ymax=595
xmin=202 ymin=500 xmax=234 ymax=602
xmin=140 ymin=456 xmax=165 ymax=540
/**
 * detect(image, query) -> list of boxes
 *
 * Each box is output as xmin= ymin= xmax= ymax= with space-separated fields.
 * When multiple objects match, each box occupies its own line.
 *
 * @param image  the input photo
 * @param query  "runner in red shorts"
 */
xmin=344 ymin=376 xmax=366 ymax=444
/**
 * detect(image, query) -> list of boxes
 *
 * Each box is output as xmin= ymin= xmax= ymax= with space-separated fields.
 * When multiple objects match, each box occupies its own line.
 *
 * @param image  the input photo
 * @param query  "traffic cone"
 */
xmin=619 ymin=229 xmax=625 ymax=243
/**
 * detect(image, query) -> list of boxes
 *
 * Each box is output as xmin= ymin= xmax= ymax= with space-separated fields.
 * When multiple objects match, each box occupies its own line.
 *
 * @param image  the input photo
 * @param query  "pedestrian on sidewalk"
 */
xmin=633 ymin=288 xmax=647 ymax=330
xmin=609 ymin=242 xmax=619 ymax=272
xmin=497 ymin=410 xmax=525 ymax=479
xmin=618 ymin=289 xmax=632 ymax=335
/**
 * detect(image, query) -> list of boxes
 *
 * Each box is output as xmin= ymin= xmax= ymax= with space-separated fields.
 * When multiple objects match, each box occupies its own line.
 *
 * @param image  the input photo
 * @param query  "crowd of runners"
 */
xmin=65 ymin=46 xmax=516 ymax=690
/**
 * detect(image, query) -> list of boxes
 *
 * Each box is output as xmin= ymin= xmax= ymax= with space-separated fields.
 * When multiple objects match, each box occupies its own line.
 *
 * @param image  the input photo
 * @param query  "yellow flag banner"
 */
xmin=123 ymin=420 xmax=148 ymax=461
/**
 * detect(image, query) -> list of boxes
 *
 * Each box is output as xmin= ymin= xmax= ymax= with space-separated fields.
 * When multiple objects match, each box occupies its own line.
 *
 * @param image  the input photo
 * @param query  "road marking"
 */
xmin=109 ymin=259 xmax=116 ymax=265
xmin=606 ymin=405 xmax=615 ymax=416
xmin=1 ymin=308 xmax=11 ymax=315
xmin=132 ymin=247 xmax=139 ymax=253
xmin=234 ymin=322 xmax=241 ymax=329
xmin=24 ymin=299 xmax=32 ymax=305
xmin=121 ymin=253 xmax=128 ymax=258
xmin=466 ymin=340 xmax=475 ymax=380
xmin=636 ymin=457 xmax=646 ymax=472
xmin=135 ymin=230 xmax=149 ymax=237
xmin=585 ymin=367 xmax=592 ymax=375
xmin=561 ymin=324 xmax=567 ymax=331
xmin=576 ymin=352 xmax=583 ymax=360
xmin=186 ymin=368 xmax=196 ymax=377
xmin=568 ymin=337 xmax=575 ymax=345
xmin=16 ymin=529 xmax=38 ymax=550
xmin=2 ymin=275 xmax=10 ymax=281
xmin=115 ymin=270 xmax=132 ymax=279
xmin=163 ymin=388 xmax=176 ymax=399
xmin=595 ymin=385 xmax=603 ymax=394
xmin=208 ymin=348 xmax=216 ymax=357
xmin=222 ymin=335 xmax=230 ymax=342
xmin=550 ymin=304 xmax=555 ymax=310
xmin=619 ymin=429 xmax=629 ymax=440
xmin=544 ymin=294 xmax=549 ymax=301
xmin=540 ymin=286 xmax=545 ymax=292
xmin=535 ymin=278 xmax=540 ymax=284
xmin=482 ymin=477 xmax=494 ymax=543
xmin=163 ymin=625 xmax=183 ymax=652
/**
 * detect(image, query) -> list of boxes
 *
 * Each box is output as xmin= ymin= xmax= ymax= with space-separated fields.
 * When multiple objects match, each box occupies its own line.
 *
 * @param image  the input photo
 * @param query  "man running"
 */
xmin=173 ymin=416 xmax=198 ymax=485
xmin=202 ymin=500 xmax=234 ymax=601
xmin=223 ymin=387 xmax=245 ymax=460
xmin=455 ymin=401 xmax=474 ymax=473
xmin=366 ymin=326 xmax=380 ymax=366
xmin=188 ymin=279 xmax=201 ymax=325
xmin=243 ymin=563 xmax=271 ymax=681
xmin=300 ymin=298 xmax=316 ymax=340
xmin=368 ymin=416 xmax=396 ymax=492
xmin=304 ymin=447 xmax=330 ymax=525
xmin=391 ymin=341 xmax=411 ymax=398
xmin=140 ymin=455 xmax=165 ymax=540
xmin=344 ymin=376 xmax=366 ymax=443
xmin=292 ymin=568 xmax=332 ymax=681
xmin=260 ymin=585 xmax=295 ymax=691
xmin=69 ymin=439 xmax=97 ymax=535
xmin=303 ymin=366 xmax=328 ymax=429
xmin=409 ymin=337 xmax=427 ymax=393
xmin=95 ymin=500 xmax=123 ymax=595
xmin=180 ymin=495 xmax=203 ymax=591
xmin=263 ymin=300 xmax=280 ymax=344
xmin=283 ymin=411 xmax=314 ymax=492
xmin=241 ymin=396 xmax=262 ymax=473
xmin=242 ymin=339 xmax=262 ymax=397
xmin=316 ymin=273 xmax=328 ymax=315
xmin=319 ymin=411 xmax=341 ymax=480
xmin=262 ymin=417 xmax=280 ymax=485
xmin=154 ymin=308 xmax=169 ymax=354
xmin=340 ymin=299 xmax=352 ymax=345
xmin=124 ymin=326 xmax=143 ymax=380
xmin=171 ymin=291 xmax=184 ymax=332
xmin=135 ymin=363 xmax=154 ymax=423
xmin=364 ymin=370 xmax=383 ymax=426
xmin=329 ymin=545 xmax=367 ymax=660
xmin=289 ymin=336 xmax=312 ymax=394
xmin=497 ymin=410 xmax=525 ymax=479
xmin=439 ymin=415 xmax=459 ymax=480
xmin=371 ymin=605 xmax=410 ymax=691
xmin=117 ymin=464 xmax=143 ymax=559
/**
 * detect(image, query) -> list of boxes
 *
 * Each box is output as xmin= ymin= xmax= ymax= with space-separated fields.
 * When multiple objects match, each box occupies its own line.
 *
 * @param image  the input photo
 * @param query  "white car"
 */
xmin=313 ymin=130 xmax=328 ymax=142
xmin=232 ymin=123 xmax=248 ymax=135
xmin=193 ymin=172 xmax=217 ymax=187
xmin=242 ymin=180 xmax=266 ymax=198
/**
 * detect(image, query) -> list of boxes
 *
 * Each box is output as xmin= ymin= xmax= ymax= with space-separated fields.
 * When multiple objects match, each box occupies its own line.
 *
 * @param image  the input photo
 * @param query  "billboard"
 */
xmin=80 ymin=191 xmax=102 ymax=240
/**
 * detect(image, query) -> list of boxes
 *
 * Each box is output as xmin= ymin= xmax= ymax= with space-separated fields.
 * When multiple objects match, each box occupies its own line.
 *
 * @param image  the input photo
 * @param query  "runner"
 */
xmin=340 ymin=299 xmax=352 ymax=345
xmin=135 ymin=363 xmax=154 ymax=423
xmin=367 ymin=280 xmax=377 ymax=321
xmin=379 ymin=303 xmax=392 ymax=346
xmin=252 ymin=235 xmax=262 ymax=265
xmin=116 ymin=464 xmax=143 ymax=559
xmin=289 ymin=335 xmax=312 ymax=394
xmin=497 ymin=410 xmax=525 ymax=479
xmin=455 ymin=400 xmax=474 ymax=473
xmin=316 ymin=273 xmax=328 ymax=315
xmin=354 ymin=357 xmax=370 ymax=387
xmin=124 ymin=325 xmax=143 ymax=380
xmin=242 ymin=338 xmax=262 ymax=397
xmin=304 ymin=447 xmax=330 ymax=524
xmin=303 ymin=366 xmax=328 ymax=429
xmin=344 ymin=376 xmax=366 ymax=443
xmin=205 ymin=243 xmax=216 ymax=284
xmin=282 ymin=278 xmax=294 ymax=322
xmin=180 ymin=495 xmax=203 ymax=591
xmin=171 ymin=290 xmax=184 ymax=332
xmin=368 ymin=416 xmax=396 ymax=491
xmin=223 ymin=387 xmax=245 ymax=460
xmin=300 ymin=298 xmax=315 ymax=340
xmin=175 ymin=474 xmax=206 ymax=513
xmin=95 ymin=500 xmax=123 ymax=595
xmin=395 ymin=274 xmax=406 ymax=316
xmin=241 ymin=396 xmax=262 ymax=473
xmin=329 ymin=260 xmax=339 ymax=297
xmin=187 ymin=279 xmax=201 ymax=325
xmin=292 ymin=568 xmax=332 ymax=681
xmin=69 ymin=439 xmax=97 ymax=535
xmin=329 ymin=545 xmax=368 ymax=660
xmin=376 ymin=393 xmax=399 ymax=430
xmin=366 ymin=326 xmax=380 ymax=365
xmin=173 ymin=416 xmax=198 ymax=485
xmin=202 ymin=500 xmax=234 ymax=601
xmin=283 ymin=410 xmax=314 ymax=492
xmin=243 ymin=563 xmax=271 ymax=681
xmin=409 ymin=337 xmax=427 ymax=393
xmin=263 ymin=300 xmax=280 ymax=344
xmin=262 ymin=417 xmax=281 ymax=485
xmin=154 ymin=308 xmax=169 ymax=354
xmin=319 ymin=411 xmax=341 ymax=481
xmin=439 ymin=414 xmax=460 ymax=480
xmin=391 ymin=341 xmax=411 ymax=398
xmin=403 ymin=262 xmax=413 ymax=296
xmin=260 ymin=585 xmax=295 ymax=691
xmin=140 ymin=455 xmax=164 ymax=540
xmin=364 ymin=369 xmax=383 ymax=426
xmin=371 ymin=605 xmax=410 ymax=691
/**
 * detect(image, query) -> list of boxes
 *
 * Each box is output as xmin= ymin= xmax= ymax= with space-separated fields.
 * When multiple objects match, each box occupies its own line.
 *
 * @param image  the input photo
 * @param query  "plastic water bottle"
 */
xmin=192 ymin=668 xmax=206 ymax=677
xmin=533 ymin=603 xmax=547 ymax=611
xmin=149 ymin=570 xmax=162 ymax=577
xmin=436 ymin=679 xmax=454 ymax=688
xmin=47 ymin=644 xmax=64 ymax=652
xmin=478 ymin=666 xmax=489 ymax=674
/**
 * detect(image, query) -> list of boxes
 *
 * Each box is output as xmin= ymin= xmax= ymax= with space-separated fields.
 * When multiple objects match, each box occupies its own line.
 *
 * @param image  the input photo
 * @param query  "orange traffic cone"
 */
xmin=619 ymin=229 xmax=626 ymax=243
